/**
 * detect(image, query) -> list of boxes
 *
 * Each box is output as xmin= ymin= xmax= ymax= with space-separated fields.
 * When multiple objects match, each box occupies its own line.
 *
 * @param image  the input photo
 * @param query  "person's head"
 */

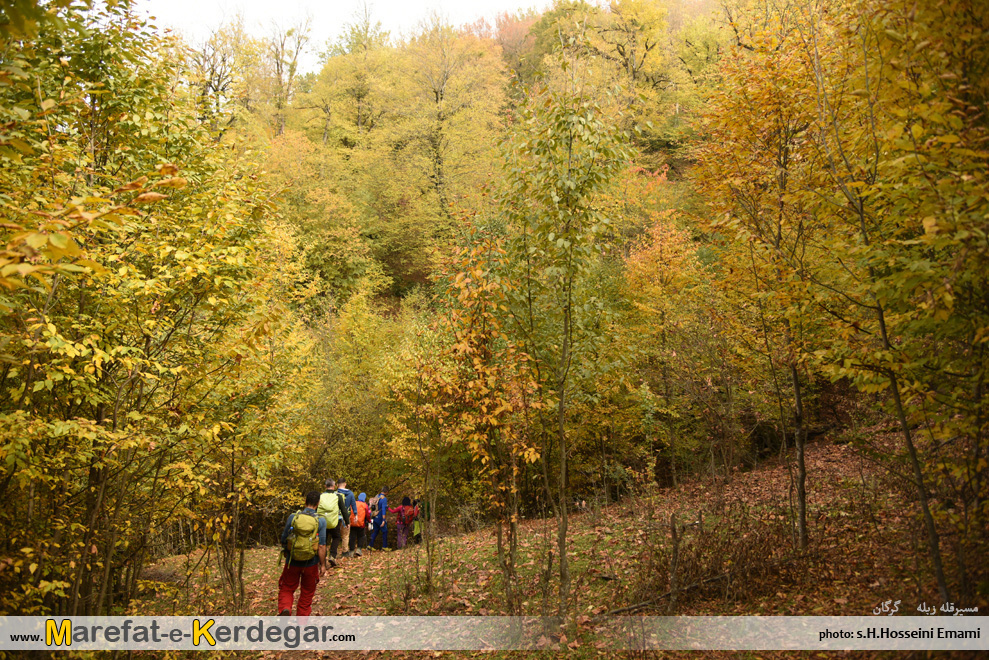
xmin=338 ymin=479 xmax=347 ymax=489
xmin=402 ymin=496 xmax=411 ymax=506
xmin=324 ymin=478 xmax=336 ymax=491
xmin=305 ymin=491 xmax=320 ymax=508
xmin=381 ymin=486 xmax=388 ymax=495
xmin=358 ymin=492 xmax=366 ymax=502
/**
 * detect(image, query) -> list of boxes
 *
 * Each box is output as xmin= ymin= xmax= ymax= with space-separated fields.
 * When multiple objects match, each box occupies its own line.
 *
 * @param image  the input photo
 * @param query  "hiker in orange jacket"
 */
xmin=349 ymin=492 xmax=369 ymax=556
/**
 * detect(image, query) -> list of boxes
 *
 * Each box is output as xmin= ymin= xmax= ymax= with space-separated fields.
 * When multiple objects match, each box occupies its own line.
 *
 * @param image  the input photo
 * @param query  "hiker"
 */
xmin=278 ymin=491 xmax=327 ymax=616
xmin=349 ymin=492 xmax=369 ymax=556
xmin=389 ymin=496 xmax=418 ymax=549
xmin=316 ymin=478 xmax=345 ymax=564
xmin=337 ymin=479 xmax=357 ymax=558
xmin=368 ymin=487 xmax=388 ymax=550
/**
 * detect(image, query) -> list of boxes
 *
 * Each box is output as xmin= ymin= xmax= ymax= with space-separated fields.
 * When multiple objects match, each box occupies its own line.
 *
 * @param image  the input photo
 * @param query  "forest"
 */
xmin=0 ymin=0 xmax=987 ymax=639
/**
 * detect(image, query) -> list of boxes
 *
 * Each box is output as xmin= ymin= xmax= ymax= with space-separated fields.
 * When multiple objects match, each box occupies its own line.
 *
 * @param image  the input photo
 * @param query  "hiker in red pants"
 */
xmin=278 ymin=491 xmax=327 ymax=616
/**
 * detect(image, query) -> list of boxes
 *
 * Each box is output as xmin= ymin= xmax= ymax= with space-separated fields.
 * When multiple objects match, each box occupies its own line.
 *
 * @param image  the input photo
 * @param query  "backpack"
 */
xmin=399 ymin=505 xmax=415 ymax=526
xmin=369 ymin=495 xmax=381 ymax=518
xmin=286 ymin=511 xmax=319 ymax=562
xmin=316 ymin=491 xmax=341 ymax=529
xmin=352 ymin=501 xmax=367 ymax=527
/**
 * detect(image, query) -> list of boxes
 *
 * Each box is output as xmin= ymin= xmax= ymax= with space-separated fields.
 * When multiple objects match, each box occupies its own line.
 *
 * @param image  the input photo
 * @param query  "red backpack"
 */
xmin=399 ymin=505 xmax=415 ymax=526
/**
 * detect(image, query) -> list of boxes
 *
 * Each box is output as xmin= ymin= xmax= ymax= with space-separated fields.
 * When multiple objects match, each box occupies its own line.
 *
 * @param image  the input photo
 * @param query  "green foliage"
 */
xmin=524 ymin=0 xmax=721 ymax=163
xmin=0 ymin=0 xmax=87 ymax=40
xmin=271 ymin=12 xmax=508 ymax=296
xmin=498 ymin=41 xmax=633 ymax=614
xmin=0 ymin=1 xmax=313 ymax=614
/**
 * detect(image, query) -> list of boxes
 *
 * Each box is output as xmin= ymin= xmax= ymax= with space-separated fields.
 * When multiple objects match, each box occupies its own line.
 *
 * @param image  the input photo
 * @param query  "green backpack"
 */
xmin=316 ymin=491 xmax=343 ymax=529
xmin=286 ymin=511 xmax=320 ymax=562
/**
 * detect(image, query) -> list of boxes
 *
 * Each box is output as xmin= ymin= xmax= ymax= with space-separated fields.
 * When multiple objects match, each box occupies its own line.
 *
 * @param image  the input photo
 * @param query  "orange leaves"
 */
xmin=415 ymin=226 xmax=543 ymax=503
xmin=113 ymin=176 xmax=148 ymax=194
xmin=153 ymin=177 xmax=188 ymax=189
xmin=110 ymin=168 xmax=185 ymax=202
xmin=132 ymin=192 xmax=168 ymax=204
xmin=492 ymin=402 xmax=514 ymax=416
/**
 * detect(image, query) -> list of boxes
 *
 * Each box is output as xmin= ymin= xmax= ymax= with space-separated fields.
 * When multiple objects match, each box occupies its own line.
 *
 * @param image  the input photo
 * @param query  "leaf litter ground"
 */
xmin=141 ymin=433 xmax=986 ymax=659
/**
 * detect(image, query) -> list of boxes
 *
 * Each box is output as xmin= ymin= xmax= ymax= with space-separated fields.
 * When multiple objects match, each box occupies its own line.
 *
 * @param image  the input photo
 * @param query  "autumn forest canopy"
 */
xmin=0 ymin=0 xmax=987 ymax=623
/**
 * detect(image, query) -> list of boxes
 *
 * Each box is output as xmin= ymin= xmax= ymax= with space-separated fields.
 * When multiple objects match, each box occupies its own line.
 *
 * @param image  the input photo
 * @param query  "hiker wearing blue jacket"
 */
xmin=369 ymin=487 xmax=388 ymax=551
xmin=337 ymin=479 xmax=357 ymax=558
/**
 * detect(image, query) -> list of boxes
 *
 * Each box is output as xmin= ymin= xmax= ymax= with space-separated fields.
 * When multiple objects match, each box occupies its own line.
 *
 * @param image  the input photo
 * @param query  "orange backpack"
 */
xmin=351 ymin=500 xmax=368 ymax=527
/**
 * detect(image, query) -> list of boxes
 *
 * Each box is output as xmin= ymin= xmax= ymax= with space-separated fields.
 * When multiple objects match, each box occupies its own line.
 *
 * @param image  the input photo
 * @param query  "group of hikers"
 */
xmin=277 ymin=480 xmax=423 ymax=616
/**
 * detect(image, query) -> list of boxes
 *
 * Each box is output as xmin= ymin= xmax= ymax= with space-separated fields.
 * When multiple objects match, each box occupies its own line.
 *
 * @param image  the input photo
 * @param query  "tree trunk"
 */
xmin=790 ymin=363 xmax=808 ymax=550
xmin=556 ymin=308 xmax=570 ymax=618
xmin=887 ymin=366 xmax=951 ymax=603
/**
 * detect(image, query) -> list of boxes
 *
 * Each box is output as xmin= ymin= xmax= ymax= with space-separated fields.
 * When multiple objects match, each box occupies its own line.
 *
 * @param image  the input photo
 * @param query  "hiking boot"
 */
xmin=279 ymin=610 xmax=291 ymax=616
xmin=354 ymin=549 xmax=362 ymax=557
xmin=328 ymin=558 xmax=337 ymax=568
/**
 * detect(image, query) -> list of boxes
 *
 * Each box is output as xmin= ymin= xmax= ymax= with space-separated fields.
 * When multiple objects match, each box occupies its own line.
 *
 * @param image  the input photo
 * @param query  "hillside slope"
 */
xmin=142 ymin=436 xmax=985 ymax=656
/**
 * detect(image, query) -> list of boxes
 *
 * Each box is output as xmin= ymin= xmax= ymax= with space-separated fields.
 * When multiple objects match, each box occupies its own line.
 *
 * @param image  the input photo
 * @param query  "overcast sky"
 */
xmin=136 ymin=0 xmax=551 ymax=73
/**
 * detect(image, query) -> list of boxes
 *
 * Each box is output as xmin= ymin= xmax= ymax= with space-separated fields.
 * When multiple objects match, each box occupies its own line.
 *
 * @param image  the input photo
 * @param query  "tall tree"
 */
xmin=502 ymin=43 xmax=631 ymax=617
xmin=267 ymin=18 xmax=311 ymax=135
xmin=404 ymin=14 xmax=506 ymax=222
